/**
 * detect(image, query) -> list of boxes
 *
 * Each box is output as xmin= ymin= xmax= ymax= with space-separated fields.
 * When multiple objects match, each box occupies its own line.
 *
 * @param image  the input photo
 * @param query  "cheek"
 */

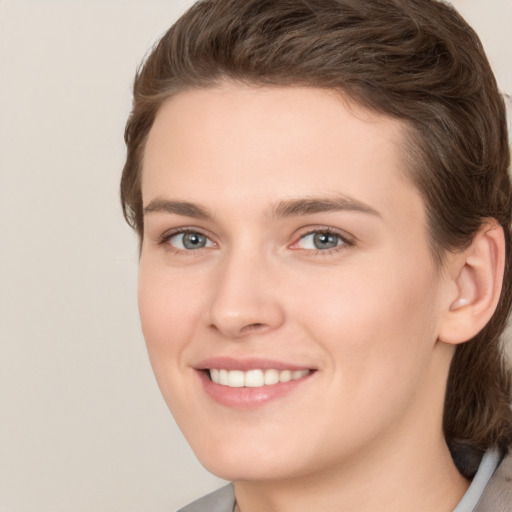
xmin=291 ymin=256 xmax=440 ymax=395
xmin=137 ymin=261 xmax=210 ymax=420
xmin=137 ymin=261 xmax=202 ymax=366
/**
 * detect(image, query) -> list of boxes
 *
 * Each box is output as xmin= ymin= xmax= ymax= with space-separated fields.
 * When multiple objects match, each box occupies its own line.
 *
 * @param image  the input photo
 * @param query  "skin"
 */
xmin=138 ymin=84 xmax=470 ymax=512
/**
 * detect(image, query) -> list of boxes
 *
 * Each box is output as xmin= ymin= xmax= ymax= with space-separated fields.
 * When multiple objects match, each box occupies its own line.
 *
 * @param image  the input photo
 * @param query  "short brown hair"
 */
xmin=121 ymin=0 xmax=512 ymax=466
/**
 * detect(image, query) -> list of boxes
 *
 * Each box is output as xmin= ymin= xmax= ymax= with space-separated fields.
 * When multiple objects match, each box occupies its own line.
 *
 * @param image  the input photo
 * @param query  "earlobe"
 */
xmin=439 ymin=221 xmax=505 ymax=345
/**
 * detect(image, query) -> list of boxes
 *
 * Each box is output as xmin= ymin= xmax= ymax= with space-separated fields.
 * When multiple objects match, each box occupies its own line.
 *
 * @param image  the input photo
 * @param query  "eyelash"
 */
xmin=157 ymin=228 xmax=216 ymax=255
xmin=157 ymin=226 xmax=354 ymax=255
xmin=293 ymin=227 xmax=354 ymax=255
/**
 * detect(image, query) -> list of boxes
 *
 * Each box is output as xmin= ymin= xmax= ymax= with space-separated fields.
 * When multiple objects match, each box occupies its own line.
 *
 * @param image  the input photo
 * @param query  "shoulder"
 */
xmin=475 ymin=451 xmax=512 ymax=511
xmin=177 ymin=484 xmax=235 ymax=512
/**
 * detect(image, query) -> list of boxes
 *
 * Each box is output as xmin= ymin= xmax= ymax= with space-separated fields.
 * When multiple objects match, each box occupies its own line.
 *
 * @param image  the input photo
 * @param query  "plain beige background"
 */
xmin=0 ymin=1 xmax=510 ymax=511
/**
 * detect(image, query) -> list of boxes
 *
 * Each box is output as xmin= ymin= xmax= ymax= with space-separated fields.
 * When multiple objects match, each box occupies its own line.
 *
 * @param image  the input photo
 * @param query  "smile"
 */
xmin=209 ymin=368 xmax=311 ymax=388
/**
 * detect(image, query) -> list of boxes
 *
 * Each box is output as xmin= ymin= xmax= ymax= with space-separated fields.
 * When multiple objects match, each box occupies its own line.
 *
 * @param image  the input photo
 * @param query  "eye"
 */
xmin=295 ymin=230 xmax=348 ymax=251
xmin=167 ymin=231 xmax=214 ymax=250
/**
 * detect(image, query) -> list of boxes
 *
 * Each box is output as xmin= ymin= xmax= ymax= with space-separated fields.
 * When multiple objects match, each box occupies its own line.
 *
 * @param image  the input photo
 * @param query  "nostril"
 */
xmin=207 ymin=321 xmax=269 ymax=338
xmin=241 ymin=322 xmax=266 ymax=332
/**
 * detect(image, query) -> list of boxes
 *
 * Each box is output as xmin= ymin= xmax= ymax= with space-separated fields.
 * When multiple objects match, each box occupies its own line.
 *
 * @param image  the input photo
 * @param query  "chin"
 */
xmin=200 ymin=456 xmax=297 ymax=483
xmin=191 ymin=442 xmax=277 ymax=481
xmin=189 ymin=433 xmax=323 ymax=483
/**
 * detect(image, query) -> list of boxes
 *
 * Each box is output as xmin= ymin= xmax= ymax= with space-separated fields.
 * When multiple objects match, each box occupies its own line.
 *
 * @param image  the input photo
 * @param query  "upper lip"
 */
xmin=194 ymin=357 xmax=315 ymax=372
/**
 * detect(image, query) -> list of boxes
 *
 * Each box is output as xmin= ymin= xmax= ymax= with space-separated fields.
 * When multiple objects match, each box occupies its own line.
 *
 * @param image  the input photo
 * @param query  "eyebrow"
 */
xmin=143 ymin=198 xmax=213 ymax=220
xmin=143 ymin=195 xmax=380 ymax=220
xmin=271 ymin=196 xmax=381 ymax=219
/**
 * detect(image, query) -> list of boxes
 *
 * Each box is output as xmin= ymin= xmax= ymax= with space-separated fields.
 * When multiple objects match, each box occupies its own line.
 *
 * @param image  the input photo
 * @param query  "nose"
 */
xmin=206 ymin=249 xmax=286 ymax=339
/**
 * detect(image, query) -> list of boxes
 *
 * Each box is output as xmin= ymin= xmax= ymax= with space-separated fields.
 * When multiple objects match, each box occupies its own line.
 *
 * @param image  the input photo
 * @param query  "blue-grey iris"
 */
xmin=313 ymin=232 xmax=339 ymax=250
xmin=183 ymin=233 xmax=207 ymax=249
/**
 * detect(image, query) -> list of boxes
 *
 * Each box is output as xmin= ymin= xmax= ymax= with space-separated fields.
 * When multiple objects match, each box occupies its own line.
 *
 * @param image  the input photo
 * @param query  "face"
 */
xmin=138 ymin=84 xmax=453 ymax=482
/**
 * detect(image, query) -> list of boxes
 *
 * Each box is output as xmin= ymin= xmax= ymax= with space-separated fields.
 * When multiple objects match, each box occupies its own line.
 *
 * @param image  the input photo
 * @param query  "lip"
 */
xmin=194 ymin=357 xmax=316 ymax=409
xmin=195 ymin=357 xmax=313 ymax=372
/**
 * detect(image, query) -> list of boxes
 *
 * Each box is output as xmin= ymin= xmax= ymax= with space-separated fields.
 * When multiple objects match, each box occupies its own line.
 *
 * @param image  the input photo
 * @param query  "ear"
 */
xmin=438 ymin=220 xmax=505 ymax=345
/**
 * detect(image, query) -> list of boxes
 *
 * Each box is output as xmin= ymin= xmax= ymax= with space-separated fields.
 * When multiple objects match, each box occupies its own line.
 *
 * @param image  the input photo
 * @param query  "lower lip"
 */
xmin=197 ymin=370 xmax=314 ymax=409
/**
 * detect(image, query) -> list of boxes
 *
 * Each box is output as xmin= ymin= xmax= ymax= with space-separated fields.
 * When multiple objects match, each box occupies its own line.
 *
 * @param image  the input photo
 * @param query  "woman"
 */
xmin=121 ymin=1 xmax=512 ymax=510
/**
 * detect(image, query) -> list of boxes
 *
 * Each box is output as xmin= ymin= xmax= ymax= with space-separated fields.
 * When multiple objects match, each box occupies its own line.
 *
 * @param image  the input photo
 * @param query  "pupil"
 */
xmin=183 ymin=233 xmax=206 ymax=249
xmin=313 ymin=232 xmax=338 ymax=249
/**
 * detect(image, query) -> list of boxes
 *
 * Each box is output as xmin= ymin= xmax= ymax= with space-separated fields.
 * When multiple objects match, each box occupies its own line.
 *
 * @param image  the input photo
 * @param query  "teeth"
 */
xmin=279 ymin=370 xmax=292 ymax=383
xmin=264 ymin=369 xmax=279 ymax=385
xmin=228 ymin=370 xmax=245 ymax=388
xmin=209 ymin=368 xmax=310 ymax=387
xmin=210 ymin=369 xmax=219 ymax=383
xmin=219 ymin=369 xmax=229 ymax=386
xmin=245 ymin=369 xmax=264 ymax=388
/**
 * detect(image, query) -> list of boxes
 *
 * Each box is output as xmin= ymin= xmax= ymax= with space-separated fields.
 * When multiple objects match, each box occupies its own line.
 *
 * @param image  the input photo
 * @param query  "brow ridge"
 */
xmin=271 ymin=196 xmax=380 ymax=218
xmin=143 ymin=195 xmax=380 ymax=221
xmin=143 ymin=198 xmax=212 ymax=219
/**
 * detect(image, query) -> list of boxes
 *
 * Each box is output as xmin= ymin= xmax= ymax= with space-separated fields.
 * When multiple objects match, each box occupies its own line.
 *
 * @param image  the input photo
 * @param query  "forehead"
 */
xmin=142 ymin=84 xmax=424 ymax=228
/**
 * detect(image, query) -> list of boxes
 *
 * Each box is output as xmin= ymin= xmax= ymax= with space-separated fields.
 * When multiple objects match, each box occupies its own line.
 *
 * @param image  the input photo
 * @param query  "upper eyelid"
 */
xmin=157 ymin=229 xmax=217 ymax=256
xmin=154 ymin=224 xmax=355 ymax=248
xmin=293 ymin=226 xmax=355 ymax=244
xmin=156 ymin=226 xmax=216 ymax=245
